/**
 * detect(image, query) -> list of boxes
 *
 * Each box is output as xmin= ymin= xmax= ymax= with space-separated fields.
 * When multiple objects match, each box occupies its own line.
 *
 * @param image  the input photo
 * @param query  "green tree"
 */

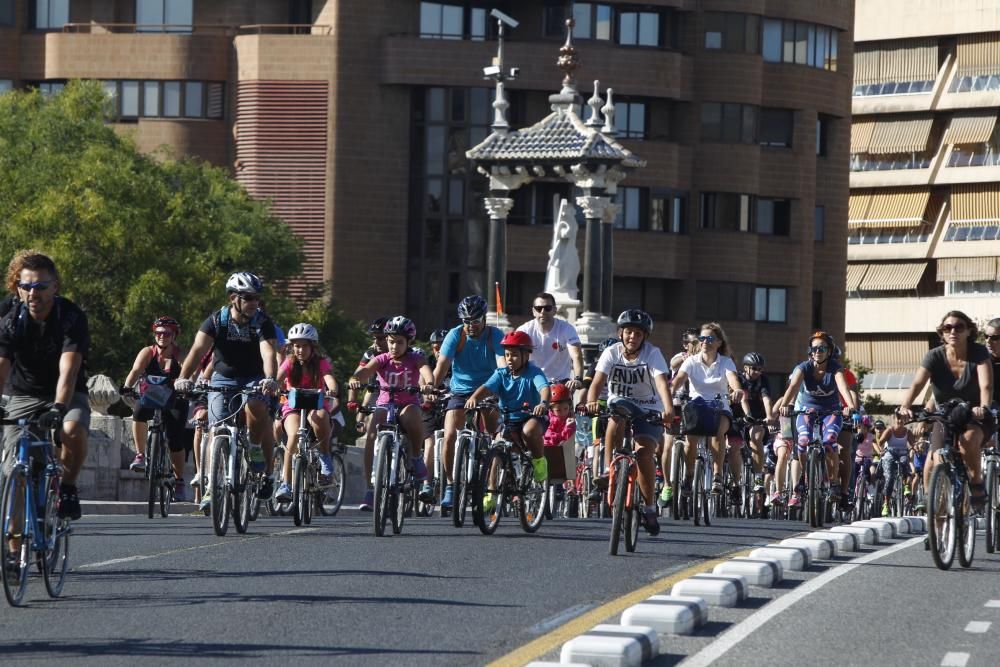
xmin=0 ymin=81 xmax=316 ymax=380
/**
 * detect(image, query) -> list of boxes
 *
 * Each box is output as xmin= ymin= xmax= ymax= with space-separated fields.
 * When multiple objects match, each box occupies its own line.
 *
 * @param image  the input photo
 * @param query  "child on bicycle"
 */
xmin=274 ymin=323 xmax=339 ymax=502
xmin=543 ymin=384 xmax=577 ymax=490
xmin=348 ymin=316 xmax=433 ymax=508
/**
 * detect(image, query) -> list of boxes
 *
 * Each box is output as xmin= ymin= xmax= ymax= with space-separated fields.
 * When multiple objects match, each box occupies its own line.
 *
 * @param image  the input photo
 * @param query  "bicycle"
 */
xmin=738 ymin=416 xmax=770 ymax=519
xmin=415 ymin=395 xmax=447 ymax=518
xmin=450 ymin=396 xmax=497 ymax=529
xmin=904 ymin=402 xmax=978 ymax=570
xmin=476 ymin=405 xmax=546 ymax=536
xmin=0 ymin=415 xmax=70 ymax=606
xmin=282 ymin=388 xmax=343 ymax=526
xmin=123 ymin=376 xmax=175 ymax=519
xmin=789 ymin=408 xmax=844 ymax=529
xmin=677 ymin=397 xmax=722 ymax=527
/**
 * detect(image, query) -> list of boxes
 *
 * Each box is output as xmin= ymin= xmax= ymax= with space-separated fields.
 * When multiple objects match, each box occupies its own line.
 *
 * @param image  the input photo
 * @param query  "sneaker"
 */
xmin=483 ymin=492 xmax=496 ymax=513
xmin=189 ymin=475 xmax=201 ymax=491
xmin=903 ymin=484 xmax=911 ymax=496
xmin=319 ymin=453 xmax=333 ymax=476
xmin=360 ymin=488 xmax=374 ymax=511
xmin=57 ymin=484 xmax=81 ymax=520
xmin=411 ymin=457 xmax=429 ymax=482
xmin=788 ymin=494 xmax=801 ymax=508
xmin=532 ymin=456 xmax=548 ymax=483
xmin=642 ymin=508 xmax=661 ymax=536
xmin=275 ymin=482 xmax=293 ymax=503
xmin=249 ymin=445 xmax=266 ymax=473
xmin=914 ymin=501 xmax=926 ymax=512
xmin=711 ymin=474 xmax=723 ymax=494
xmin=881 ymin=502 xmax=889 ymax=517
xmin=199 ymin=491 xmax=212 ymax=511
xmin=173 ymin=479 xmax=186 ymax=503
xmin=753 ymin=475 xmax=765 ymax=492
xmin=257 ymin=476 xmax=273 ymax=500
xmin=129 ymin=453 xmax=146 ymax=473
xmin=659 ymin=485 xmax=673 ymax=504
xmin=440 ymin=486 xmax=454 ymax=509
xmin=770 ymin=492 xmax=784 ymax=506
xmin=419 ymin=481 xmax=434 ymax=503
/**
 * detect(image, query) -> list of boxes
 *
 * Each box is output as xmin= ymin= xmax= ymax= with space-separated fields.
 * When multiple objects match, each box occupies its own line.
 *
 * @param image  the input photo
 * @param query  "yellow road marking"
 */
xmin=486 ymin=547 xmax=754 ymax=667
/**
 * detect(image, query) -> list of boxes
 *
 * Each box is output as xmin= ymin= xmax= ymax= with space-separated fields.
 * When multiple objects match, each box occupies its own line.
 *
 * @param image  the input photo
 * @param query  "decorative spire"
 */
xmin=586 ymin=80 xmax=604 ymax=128
xmin=557 ymin=18 xmax=579 ymax=93
xmin=601 ymin=87 xmax=616 ymax=136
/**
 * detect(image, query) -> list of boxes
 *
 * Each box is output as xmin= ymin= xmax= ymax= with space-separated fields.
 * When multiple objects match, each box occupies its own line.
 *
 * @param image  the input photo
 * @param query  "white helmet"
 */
xmin=287 ymin=322 xmax=319 ymax=342
xmin=225 ymin=271 xmax=263 ymax=294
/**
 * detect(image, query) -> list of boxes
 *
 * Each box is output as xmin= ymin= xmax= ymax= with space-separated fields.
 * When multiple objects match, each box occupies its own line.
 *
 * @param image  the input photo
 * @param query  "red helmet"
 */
xmin=151 ymin=316 xmax=180 ymax=334
xmin=500 ymin=331 xmax=533 ymax=351
xmin=550 ymin=384 xmax=571 ymax=403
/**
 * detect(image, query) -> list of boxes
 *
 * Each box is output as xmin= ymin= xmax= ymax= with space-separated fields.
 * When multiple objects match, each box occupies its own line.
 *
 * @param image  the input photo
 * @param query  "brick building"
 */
xmin=0 ymin=0 xmax=853 ymax=384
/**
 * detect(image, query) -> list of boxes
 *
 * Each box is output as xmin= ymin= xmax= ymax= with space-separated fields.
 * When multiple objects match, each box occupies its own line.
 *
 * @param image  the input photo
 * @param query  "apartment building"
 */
xmin=849 ymin=0 xmax=1000 ymax=404
xmin=0 ymin=1 xmax=853 ymax=383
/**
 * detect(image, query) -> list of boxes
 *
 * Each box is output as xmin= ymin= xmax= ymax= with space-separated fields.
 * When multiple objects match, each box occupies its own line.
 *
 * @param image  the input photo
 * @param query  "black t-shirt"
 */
xmin=921 ymin=343 xmax=990 ymax=405
xmin=0 ymin=297 xmax=89 ymax=398
xmin=992 ymin=355 xmax=1000 ymax=406
xmin=199 ymin=309 xmax=277 ymax=379
xmin=736 ymin=371 xmax=771 ymax=419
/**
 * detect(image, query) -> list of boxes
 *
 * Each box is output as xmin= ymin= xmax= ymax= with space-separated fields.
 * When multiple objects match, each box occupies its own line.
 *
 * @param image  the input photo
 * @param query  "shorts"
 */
xmin=795 ymin=411 xmax=842 ymax=454
xmin=912 ymin=453 xmax=926 ymax=472
xmin=682 ymin=397 xmax=731 ymax=437
xmin=134 ymin=399 xmax=191 ymax=453
xmin=446 ymin=393 xmax=472 ymax=412
xmin=2 ymin=391 xmax=91 ymax=460
xmin=508 ymin=415 xmax=549 ymax=430
xmin=208 ymin=373 xmax=264 ymax=425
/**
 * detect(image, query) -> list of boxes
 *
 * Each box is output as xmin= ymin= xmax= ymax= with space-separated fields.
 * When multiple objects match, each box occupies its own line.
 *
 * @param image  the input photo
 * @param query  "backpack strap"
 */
xmin=454 ymin=326 xmax=497 ymax=357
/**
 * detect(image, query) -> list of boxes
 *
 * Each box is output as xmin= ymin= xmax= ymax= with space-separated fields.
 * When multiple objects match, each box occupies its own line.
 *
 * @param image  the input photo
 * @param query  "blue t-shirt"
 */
xmin=795 ymin=359 xmax=843 ymax=411
xmin=440 ymin=324 xmax=504 ymax=394
xmin=483 ymin=362 xmax=549 ymax=421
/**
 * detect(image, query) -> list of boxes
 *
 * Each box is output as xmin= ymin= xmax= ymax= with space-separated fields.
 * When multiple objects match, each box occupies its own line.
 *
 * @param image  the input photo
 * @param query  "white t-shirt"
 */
xmin=680 ymin=353 xmax=738 ymax=410
xmin=595 ymin=342 xmax=669 ymax=412
xmin=517 ymin=317 xmax=581 ymax=382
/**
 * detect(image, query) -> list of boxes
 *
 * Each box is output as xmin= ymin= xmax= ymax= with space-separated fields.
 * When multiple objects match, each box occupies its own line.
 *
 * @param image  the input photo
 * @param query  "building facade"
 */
xmin=0 ymin=0 xmax=853 ymax=383
xmin=849 ymin=0 xmax=1000 ymax=404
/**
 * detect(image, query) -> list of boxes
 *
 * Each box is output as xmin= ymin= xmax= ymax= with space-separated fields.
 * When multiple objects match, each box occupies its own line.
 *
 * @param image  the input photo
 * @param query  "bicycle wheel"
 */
xmin=624 ymin=472 xmax=640 ymax=553
xmin=670 ymin=447 xmax=682 ymax=521
xmin=146 ymin=430 xmax=160 ymax=520
xmin=579 ymin=466 xmax=592 ymax=519
xmin=197 ymin=433 xmax=211 ymax=515
xmin=452 ymin=435 xmax=472 ymax=528
xmin=692 ymin=458 xmax=709 ymax=527
xmin=372 ymin=434 xmax=393 ymax=537
xmin=210 ymin=436 xmax=230 ymax=537
xmin=159 ymin=441 xmax=171 ymax=519
xmin=41 ymin=471 xmax=69 ymax=598
xmin=320 ymin=453 xmax=346 ymax=516
xmin=391 ymin=449 xmax=406 ymax=535
xmin=478 ymin=449 xmax=505 ymax=536
xmin=609 ymin=459 xmax=628 ymax=555
xmin=543 ymin=481 xmax=555 ymax=521
xmin=303 ymin=464 xmax=315 ymax=527
xmin=232 ymin=448 xmax=250 ymax=535
xmin=518 ymin=454 xmax=545 ymax=534
xmin=987 ymin=462 xmax=999 ymax=554
xmin=807 ymin=450 xmax=822 ymax=528
xmin=1 ymin=469 xmax=30 ymax=606
xmin=291 ymin=455 xmax=305 ymax=527
xmin=958 ymin=479 xmax=976 ymax=568
xmin=270 ymin=446 xmax=289 ymax=516
xmin=928 ymin=464 xmax=956 ymax=570
xmin=248 ymin=472 xmax=262 ymax=522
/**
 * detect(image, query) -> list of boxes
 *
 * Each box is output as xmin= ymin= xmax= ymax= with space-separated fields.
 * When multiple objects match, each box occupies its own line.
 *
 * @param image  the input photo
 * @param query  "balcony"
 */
xmin=846 ymin=294 xmax=999 ymax=335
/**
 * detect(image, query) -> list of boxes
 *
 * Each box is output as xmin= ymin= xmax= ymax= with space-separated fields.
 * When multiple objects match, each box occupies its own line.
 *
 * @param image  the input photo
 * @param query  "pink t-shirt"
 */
xmin=280 ymin=357 xmax=333 ymax=391
xmin=544 ymin=413 xmax=576 ymax=447
xmin=855 ymin=432 xmax=875 ymax=459
xmin=373 ymin=351 xmax=426 ymax=407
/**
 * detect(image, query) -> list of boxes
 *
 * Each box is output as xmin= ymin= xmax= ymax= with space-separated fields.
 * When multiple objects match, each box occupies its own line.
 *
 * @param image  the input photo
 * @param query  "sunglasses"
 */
xmin=987 ymin=334 xmax=1000 ymax=342
xmin=810 ymin=345 xmax=829 ymax=354
xmin=941 ymin=323 xmax=967 ymax=333
xmin=533 ymin=305 xmax=554 ymax=312
xmin=697 ymin=335 xmax=715 ymax=343
xmin=746 ymin=366 xmax=762 ymax=372
xmin=153 ymin=330 xmax=173 ymax=337
xmin=462 ymin=318 xmax=484 ymax=325
xmin=237 ymin=293 xmax=261 ymax=302
xmin=17 ymin=281 xmax=52 ymax=291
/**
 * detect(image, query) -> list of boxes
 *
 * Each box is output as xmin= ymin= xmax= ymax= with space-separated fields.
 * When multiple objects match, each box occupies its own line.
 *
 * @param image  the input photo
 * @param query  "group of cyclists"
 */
xmin=2 ymin=252 xmax=998 ymax=560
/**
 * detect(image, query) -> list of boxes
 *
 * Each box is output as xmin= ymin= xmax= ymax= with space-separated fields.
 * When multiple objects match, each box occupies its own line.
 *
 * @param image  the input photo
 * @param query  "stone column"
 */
xmin=484 ymin=196 xmax=514 ymax=328
xmin=574 ymin=194 xmax=617 ymax=344
xmin=600 ymin=200 xmax=621 ymax=317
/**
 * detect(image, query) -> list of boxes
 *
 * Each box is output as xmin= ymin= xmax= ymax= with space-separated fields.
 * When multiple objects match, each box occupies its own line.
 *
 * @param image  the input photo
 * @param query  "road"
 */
xmin=0 ymin=510 xmax=997 ymax=666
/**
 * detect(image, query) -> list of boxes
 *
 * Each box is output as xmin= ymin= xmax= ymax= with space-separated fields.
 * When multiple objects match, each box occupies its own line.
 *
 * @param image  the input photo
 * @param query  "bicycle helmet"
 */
xmin=616 ymin=309 xmax=653 ymax=335
xmin=597 ymin=337 xmax=619 ymax=353
xmin=861 ymin=415 xmax=872 ymax=428
xmin=429 ymin=329 xmax=449 ymax=343
xmin=368 ymin=317 xmax=389 ymax=335
xmin=550 ymin=384 xmax=571 ymax=403
xmin=457 ymin=295 xmax=488 ymax=321
xmin=808 ymin=330 xmax=835 ymax=353
xmin=383 ymin=315 xmax=417 ymax=341
xmin=151 ymin=315 xmax=180 ymax=334
xmin=225 ymin=271 xmax=263 ymax=295
xmin=500 ymin=331 xmax=533 ymax=351
xmin=287 ymin=322 xmax=319 ymax=342
xmin=874 ymin=419 xmax=886 ymax=429
xmin=742 ymin=352 xmax=765 ymax=367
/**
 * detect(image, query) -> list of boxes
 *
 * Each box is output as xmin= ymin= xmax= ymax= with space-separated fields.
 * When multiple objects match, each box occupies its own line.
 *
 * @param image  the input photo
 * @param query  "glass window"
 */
xmin=638 ymin=13 xmax=658 ymax=46
xmin=725 ymin=13 xmax=744 ymax=52
xmin=741 ymin=105 xmax=756 ymax=144
xmin=614 ymin=187 xmax=642 ymax=230
xmin=572 ymin=3 xmax=591 ymax=39
xmin=745 ymin=14 xmax=760 ymax=53
xmin=722 ymin=103 xmax=742 ymax=143
xmin=816 ymin=26 xmax=829 ymax=70
xmin=470 ymin=7 xmax=486 ymax=40
xmin=619 ymin=101 xmax=646 ymax=139
xmin=419 ymin=2 xmax=440 ymax=37
xmin=595 ymin=4 xmax=611 ymax=40
xmin=759 ymin=108 xmax=793 ymax=147
xmin=619 ymin=11 xmax=637 ymax=46
xmin=0 ymin=80 xmax=12 ymax=94
xmin=806 ymin=24 xmax=816 ymax=67
xmin=794 ymin=22 xmax=808 ymax=64
xmin=700 ymin=102 xmax=722 ymax=142
xmin=767 ymin=288 xmax=786 ymax=322
xmin=426 ymin=87 xmax=445 ymax=121
xmin=762 ymin=18 xmax=781 ymax=62
xmin=441 ymin=4 xmax=462 ymax=39
xmin=425 ymin=126 xmax=445 ymax=175
xmin=828 ymin=30 xmax=838 ymax=71
xmin=142 ymin=81 xmax=159 ymax=116
xmin=163 ymin=81 xmax=181 ymax=117
xmin=0 ymin=0 xmax=14 ymax=26
xmin=184 ymin=81 xmax=203 ymax=117
xmin=704 ymin=11 xmax=723 ymax=49
xmin=120 ymin=81 xmax=140 ymax=117
xmin=34 ymin=0 xmax=69 ymax=29
xmin=164 ymin=0 xmax=192 ymax=32
xmin=101 ymin=80 xmax=117 ymax=103
xmin=816 ymin=115 xmax=829 ymax=156
xmin=782 ymin=20 xmax=795 ymax=62
xmin=814 ymin=205 xmax=825 ymax=241
xmin=754 ymin=287 xmax=768 ymax=321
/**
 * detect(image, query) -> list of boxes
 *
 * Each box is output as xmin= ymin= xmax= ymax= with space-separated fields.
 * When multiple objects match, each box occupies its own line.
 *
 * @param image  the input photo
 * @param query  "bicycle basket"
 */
xmin=139 ymin=375 xmax=173 ymax=409
xmin=288 ymin=389 xmax=324 ymax=411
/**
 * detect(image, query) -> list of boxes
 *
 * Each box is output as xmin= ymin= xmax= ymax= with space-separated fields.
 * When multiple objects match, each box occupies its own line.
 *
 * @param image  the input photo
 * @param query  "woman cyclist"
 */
xmin=123 ymin=316 xmax=190 ymax=499
xmin=273 ymin=323 xmax=339 ymax=502
xmin=587 ymin=310 xmax=674 ymax=537
xmin=874 ymin=412 xmax=914 ymax=516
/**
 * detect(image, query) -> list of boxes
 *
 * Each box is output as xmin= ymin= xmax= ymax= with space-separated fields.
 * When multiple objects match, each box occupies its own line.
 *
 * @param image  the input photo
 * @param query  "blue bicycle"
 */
xmin=1 ymin=415 xmax=70 ymax=606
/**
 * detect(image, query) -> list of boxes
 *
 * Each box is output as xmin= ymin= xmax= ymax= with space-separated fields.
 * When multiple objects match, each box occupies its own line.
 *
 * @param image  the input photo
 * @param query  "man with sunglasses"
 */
xmin=986 ymin=318 xmax=1000 ymax=407
xmin=175 ymin=272 xmax=280 ymax=502
xmin=516 ymin=292 xmax=584 ymax=392
xmin=0 ymin=251 xmax=90 ymax=520
xmin=432 ymin=295 xmax=505 ymax=510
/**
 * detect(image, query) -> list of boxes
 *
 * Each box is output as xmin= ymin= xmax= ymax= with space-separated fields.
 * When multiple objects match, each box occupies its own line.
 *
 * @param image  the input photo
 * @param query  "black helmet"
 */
xmin=874 ymin=419 xmax=886 ymax=429
xmin=457 ymin=295 xmax=488 ymax=321
xmin=598 ymin=337 xmax=619 ymax=353
xmin=429 ymin=329 xmax=449 ymax=343
xmin=368 ymin=317 xmax=389 ymax=335
xmin=383 ymin=315 xmax=417 ymax=341
xmin=742 ymin=352 xmax=765 ymax=367
xmin=616 ymin=309 xmax=653 ymax=335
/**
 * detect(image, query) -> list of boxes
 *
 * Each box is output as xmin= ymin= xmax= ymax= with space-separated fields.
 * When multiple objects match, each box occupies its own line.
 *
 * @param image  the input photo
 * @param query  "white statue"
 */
xmin=544 ymin=198 xmax=580 ymax=303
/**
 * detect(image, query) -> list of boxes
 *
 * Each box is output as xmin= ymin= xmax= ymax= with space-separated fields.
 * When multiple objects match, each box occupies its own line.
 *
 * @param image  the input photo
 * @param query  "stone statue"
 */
xmin=544 ymin=198 xmax=580 ymax=304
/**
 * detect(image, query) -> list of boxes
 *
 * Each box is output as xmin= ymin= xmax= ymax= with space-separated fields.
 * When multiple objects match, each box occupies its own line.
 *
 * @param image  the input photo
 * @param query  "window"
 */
xmin=120 ymin=81 xmax=140 ymax=117
xmin=703 ymin=12 xmax=760 ymax=53
xmin=34 ymin=81 xmax=65 ymax=96
xmin=650 ymin=189 xmax=687 ymax=233
xmin=184 ymin=81 xmax=203 ymax=117
xmin=543 ymin=3 xmax=567 ymax=37
xmin=701 ymin=102 xmax=756 ymax=144
xmin=419 ymin=2 xmax=463 ymax=39
xmin=696 ymin=281 xmax=754 ymax=320
xmin=619 ymin=10 xmax=659 ymax=47
xmin=618 ymin=100 xmax=646 ymax=139
xmin=755 ymin=198 xmax=790 ymax=236
xmin=762 ymin=17 xmax=838 ymax=71
xmin=754 ymin=287 xmax=787 ymax=322
xmin=816 ymin=115 xmax=830 ymax=156
xmin=33 ymin=0 xmax=68 ymax=30
xmin=701 ymin=192 xmax=752 ymax=232
xmin=945 ymin=279 xmax=1000 ymax=295
xmin=612 ymin=278 xmax=677 ymax=320
xmin=101 ymin=80 xmax=221 ymax=120
xmin=573 ymin=3 xmax=612 ymax=41
xmin=759 ymin=108 xmax=793 ymax=147
xmin=0 ymin=0 xmax=14 ymax=26
xmin=814 ymin=205 xmax=825 ymax=242
xmin=163 ymin=81 xmax=181 ymax=117
xmin=0 ymin=80 xmax=12 ymax=94
xmin=508 ymin=181 xmax=571 ymax=226
xmin=943 ymin=223 xmax=1000 ymax=242
xmin=142 ymin=81 xmax=159 ymax=116
xmin=136 ymin=0 xmax=193 ymax=33
xmin=613 ymin=187 xmax=644 ymax=230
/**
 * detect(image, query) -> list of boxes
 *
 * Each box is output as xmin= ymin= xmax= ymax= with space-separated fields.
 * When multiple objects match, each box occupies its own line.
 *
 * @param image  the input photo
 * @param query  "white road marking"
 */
xmin=941 ymin=652 xmax=970 ymax=667
xmin=965 ymin=621 xmax=991 ymax=633
xmin=683 ymin=536 xmax=923 ymax=667
xmin=528 ymin=602 xmax=597 ymax=635
xmin=986 ymin=599 xmax=1000 ymax=608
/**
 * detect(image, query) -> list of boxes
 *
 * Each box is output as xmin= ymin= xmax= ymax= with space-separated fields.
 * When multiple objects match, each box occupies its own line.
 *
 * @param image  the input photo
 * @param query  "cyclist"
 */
xmin=431 ymin=295 xmax=504 ymax=510
xmin=465 ymin=330 xmax=551 ymax=511
xmin=587 ymin=310 xmax=674 ymax=536
xmin=174 ymin=272 xmax=280 ymax=503
xmin=273 ymin=323 xmax=339 ymax=502
xmin=0 ymin=251 xmax=89 ymax=520
xmin=874 ymin=412 xmax=913 ymax=516
xmin=358 ymin=317 xmax=390 ymax=368
xmin=418 ymin=328 xmax=451 ymax=501
xmin=987 ymin=317 xmax=1000 ymax=406
xmin=778 ymin=331 xmax=859 ymax=506
xmin=544 ymin=383 xmax=576 ymax=448
xmin=123 ymin=316 xmax=190 ymax=500
xmin=516 ymin=292 xmax=584 ymax=391
xmin=671 ymin=322 xmax=745 ymax=496
xmin=898 ymin=310 xmax=992 ymax=512
xmin=348 ymin=316 xmax=433 ymax=509
xmin=767 ymin=396 xmax=798 ymax=507
xmin=659 ymin=328 xmax=699 ymax=506
xmin=835 ymin=353 xmax=863 ymax=509
xmin=583 ymin=337 xmax=619 ymax=484
xmin=735 ymin=352 xmax=774 ymax=498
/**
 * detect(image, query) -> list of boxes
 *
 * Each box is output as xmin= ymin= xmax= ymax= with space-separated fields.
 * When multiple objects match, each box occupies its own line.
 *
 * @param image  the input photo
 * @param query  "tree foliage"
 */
xmin=0 ymin=81 xmax=364 ymax=381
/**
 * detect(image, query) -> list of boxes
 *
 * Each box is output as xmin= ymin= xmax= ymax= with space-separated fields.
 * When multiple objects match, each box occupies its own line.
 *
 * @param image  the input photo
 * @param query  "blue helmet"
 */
xmin=457 ymin=295 xmax=488 ymax=321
